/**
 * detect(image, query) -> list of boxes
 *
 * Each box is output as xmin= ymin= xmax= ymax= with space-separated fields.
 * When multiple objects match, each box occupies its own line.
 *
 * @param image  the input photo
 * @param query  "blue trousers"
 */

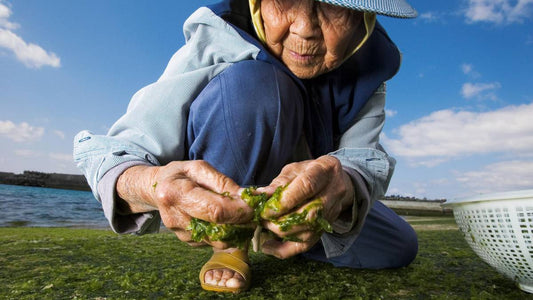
xmin=187 ymin=60 xmax=418 ymax=269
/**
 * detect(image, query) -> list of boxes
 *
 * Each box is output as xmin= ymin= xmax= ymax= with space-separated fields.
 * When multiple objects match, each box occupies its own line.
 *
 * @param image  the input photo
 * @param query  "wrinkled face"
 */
xmin=261 ymin=0 xmax=364 ymax=79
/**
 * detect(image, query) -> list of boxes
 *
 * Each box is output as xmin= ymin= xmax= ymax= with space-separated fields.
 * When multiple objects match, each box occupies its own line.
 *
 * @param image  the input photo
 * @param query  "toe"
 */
xmin=212 ymin=269 xmax=223 ymax=282
xmin=204 ymin=270 xmax=214 ymax=285
xmin=227 ymin=271 xmax=245 ymax=288
xmin=226 ymin=277 xmax=243 ymax=289
xmin=204 ymin=268 xmax=246 ymax=288
xmin=221 ymin=269 xmax=234 ymax=280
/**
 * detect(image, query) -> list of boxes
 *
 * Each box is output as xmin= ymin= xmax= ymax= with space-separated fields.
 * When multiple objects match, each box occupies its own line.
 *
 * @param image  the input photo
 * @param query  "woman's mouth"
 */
xmin=287 ymin=50 xmax=319 ymax=64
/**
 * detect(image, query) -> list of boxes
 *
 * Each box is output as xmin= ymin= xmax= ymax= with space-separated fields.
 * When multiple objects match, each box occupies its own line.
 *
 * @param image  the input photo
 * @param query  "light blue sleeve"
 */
xmin=330 ymin=83 xmax=395 ymax=203
xmin=73 ymin=130 xmax=161 ymax=201
xmin=322 ymin=83 xmax=396 ymax=258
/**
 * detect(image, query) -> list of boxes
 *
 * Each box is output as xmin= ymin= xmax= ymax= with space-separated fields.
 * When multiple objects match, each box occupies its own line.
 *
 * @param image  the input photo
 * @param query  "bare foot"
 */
xmin=203 ymin=247 xmax=248 ymax=289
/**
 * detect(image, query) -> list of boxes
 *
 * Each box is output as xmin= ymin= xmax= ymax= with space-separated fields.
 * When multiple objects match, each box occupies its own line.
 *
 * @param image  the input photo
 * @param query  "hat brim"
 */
xmin=316 ymin=0 xmax=418 ymax=18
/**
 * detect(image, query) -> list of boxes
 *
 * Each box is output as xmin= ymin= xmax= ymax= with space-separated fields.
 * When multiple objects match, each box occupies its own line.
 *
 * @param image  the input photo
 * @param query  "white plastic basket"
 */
xmin=443 ymin=190 xmax=533 ymax=293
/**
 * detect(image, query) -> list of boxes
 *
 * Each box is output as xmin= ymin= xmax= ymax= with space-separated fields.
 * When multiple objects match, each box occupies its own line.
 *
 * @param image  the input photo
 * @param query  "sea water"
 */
xmin=0 ymin=184 xmax=108 ymax=228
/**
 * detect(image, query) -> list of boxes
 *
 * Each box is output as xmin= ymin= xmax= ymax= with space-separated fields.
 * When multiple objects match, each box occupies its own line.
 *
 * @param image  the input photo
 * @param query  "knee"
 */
xmin=210 ymin=60 xmax=303 ymax=121
xmin=187 ymin=60 xmax=304 ymax=185
xmin=393 ymin=223 xmax=419 ymax=268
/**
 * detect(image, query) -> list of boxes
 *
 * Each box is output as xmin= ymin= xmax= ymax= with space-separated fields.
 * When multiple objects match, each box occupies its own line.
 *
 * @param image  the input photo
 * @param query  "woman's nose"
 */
xmin=289 ymin=1 xmax=321 ymax=39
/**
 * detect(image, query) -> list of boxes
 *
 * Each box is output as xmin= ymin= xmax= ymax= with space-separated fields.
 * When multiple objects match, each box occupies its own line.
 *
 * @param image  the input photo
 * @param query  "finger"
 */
xmin=262 ymin=220 xmax=310 ymax=237
xmin=158 ymin=177 xmax=252 ymax=224
xmin=182 ymin=162 xmax=254 ymax=223
xmin=262 ymin=162 xmax=329 ymax=219
xmin=183 ymin=161 xmax=242 ymax=197
xmin=173 ymin=229 xmax=194 ymax=243
xmin=256 ymin=161 xmax=305 ymax=195
xmin=159 ymin=205 xmax=191 ymax=232
xmin=174 ymin=229 xmax=215 ymax=247
xmin=255 ymin=185 xmax=278 ymax=195
xmin=182 ymin=184 xmax=253 ymax=224
xmin=261 ymin=236 xmax=320 ymax=259
xmin=262 ymin=201 xmax=323 ymax=236
xmin=209 ymin=240 xmax=241 ymax=250
xmin=271 ymin=230 xmax=318 ymax=243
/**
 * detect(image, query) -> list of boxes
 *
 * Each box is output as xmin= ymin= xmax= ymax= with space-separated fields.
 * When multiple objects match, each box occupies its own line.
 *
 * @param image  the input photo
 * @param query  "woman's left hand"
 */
xmin=258 ymin=155 xmax=355 ymax=259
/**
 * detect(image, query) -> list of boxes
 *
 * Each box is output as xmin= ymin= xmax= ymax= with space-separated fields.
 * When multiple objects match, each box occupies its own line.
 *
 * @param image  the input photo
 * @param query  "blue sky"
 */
xmin=1 ymin=0 xmax=532 ymax=200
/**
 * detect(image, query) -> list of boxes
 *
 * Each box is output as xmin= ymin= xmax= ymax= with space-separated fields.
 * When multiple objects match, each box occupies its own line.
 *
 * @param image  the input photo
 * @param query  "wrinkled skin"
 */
xmin=261 ymin=0 xmax=363 ymax=78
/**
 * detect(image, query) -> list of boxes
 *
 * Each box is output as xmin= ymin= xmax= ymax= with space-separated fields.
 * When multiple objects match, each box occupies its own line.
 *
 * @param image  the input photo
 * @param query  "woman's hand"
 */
xmin=116 ymin=160 xmax=254 ymax=249
xmin=258 ymin=155 xmax=355 ymax=259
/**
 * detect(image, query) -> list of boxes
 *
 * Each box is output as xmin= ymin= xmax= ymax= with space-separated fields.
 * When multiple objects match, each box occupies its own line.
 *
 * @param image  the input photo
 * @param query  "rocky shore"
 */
xmin=0 ymin=171 xmax=90 ymax=191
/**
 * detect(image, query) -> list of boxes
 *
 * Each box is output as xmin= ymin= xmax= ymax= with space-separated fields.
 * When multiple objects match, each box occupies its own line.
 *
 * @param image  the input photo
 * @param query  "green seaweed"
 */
xmin=272 ymin=199 xmax=333 ymax=233
xmin=276 ymin=210 xmax=308 ymax=232
xmin=187 ymin=187 xmax=269 ymax=248
xmin=187 ymin=218 xmax=254 ymax=249
xmin=240 ymin=187 xmax=270 ymax=222
xmin=187 ymin=186 xmax=332 ymax=248
xmin=262 ymin=185 xmax=285 ymax=216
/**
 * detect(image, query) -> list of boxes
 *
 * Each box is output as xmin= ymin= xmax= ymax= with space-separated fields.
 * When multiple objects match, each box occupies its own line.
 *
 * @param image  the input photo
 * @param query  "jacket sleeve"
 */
xmin=73 ymin=130 xmax=163 ymax=234
xmin=322 ymin=83 xmax=396 ymax=258
xmin=332 ymin=83 xmax=395 ymax=202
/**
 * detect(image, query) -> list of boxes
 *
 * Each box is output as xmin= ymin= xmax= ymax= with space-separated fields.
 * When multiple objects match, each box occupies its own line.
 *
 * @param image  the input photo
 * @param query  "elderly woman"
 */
xmin=74 ymin=0 xmax=418 ymax=293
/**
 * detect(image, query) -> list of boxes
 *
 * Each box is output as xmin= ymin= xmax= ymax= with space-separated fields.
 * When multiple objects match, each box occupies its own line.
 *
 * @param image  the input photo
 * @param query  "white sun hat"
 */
xmin=317 ymin=0 xmax=417 ymax=18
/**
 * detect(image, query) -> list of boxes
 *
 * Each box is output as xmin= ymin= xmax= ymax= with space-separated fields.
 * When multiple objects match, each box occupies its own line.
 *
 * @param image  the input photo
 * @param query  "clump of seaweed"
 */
xmin=187 ymin=186 xmax=332 ymax=248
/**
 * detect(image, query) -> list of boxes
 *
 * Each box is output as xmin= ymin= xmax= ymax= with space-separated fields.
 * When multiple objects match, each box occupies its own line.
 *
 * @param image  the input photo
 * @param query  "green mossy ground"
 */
xmin=1 ymin=217 xmax=532 ymax=299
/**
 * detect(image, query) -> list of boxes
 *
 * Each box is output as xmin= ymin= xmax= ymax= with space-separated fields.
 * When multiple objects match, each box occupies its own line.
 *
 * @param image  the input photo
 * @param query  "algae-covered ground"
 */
xmin=1 ymin=216 xmax=532 ymax=300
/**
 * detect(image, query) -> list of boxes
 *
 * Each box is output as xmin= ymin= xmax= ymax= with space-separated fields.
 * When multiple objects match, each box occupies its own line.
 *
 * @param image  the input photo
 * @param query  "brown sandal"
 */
xmin=199 ymin=249 xmax=251 ymax=293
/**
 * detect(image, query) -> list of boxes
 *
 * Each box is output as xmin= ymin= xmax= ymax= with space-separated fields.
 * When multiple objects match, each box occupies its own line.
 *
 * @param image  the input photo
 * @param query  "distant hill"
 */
xmin=0 ymin=171 xmax=90 ymax=191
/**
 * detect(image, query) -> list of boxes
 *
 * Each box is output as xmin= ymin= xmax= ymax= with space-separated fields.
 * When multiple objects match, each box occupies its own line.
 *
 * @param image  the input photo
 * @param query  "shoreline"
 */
xmin=0 ymin=171 xmax=90 ymax=191
xmin=1 ymin=223 xmax=111 ymax=230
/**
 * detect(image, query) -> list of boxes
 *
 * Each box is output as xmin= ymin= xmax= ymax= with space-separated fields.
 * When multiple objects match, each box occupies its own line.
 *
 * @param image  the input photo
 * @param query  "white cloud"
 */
xmin=0 ymin=29 xmax=60 ymax=68
xmin=0 ymin=1 xmax=60 ymax=68
xmin=382 ymin=102 xmax=533 ymax=165
xmin=464 ymin=0 xmax=533 ymax=24
xmin=53 ymin=130 xmax=65 ymax=139
xmin=0 ymin=1 xmax=18 ymax=30
xmin=0 ymin=120 xmax=44 ymax=142
xmin=461 ymin=82 xmax=501 ymax=99
xmin=456 ymin=160 xmax=533 ymax=193
xmin=461 ymin=63 xmax=473 ymax=74
xmin=385 ymin=109 xmax=397 ymax=117
xmin=419 ymin=12 xmax=439 ymax=22
xmin=461 ymin=63 xmax=481 ymax=79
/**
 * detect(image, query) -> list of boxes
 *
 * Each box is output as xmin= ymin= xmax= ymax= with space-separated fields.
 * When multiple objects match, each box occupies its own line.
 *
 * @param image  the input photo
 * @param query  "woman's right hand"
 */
xmin=116 ymin=160 xmax=254 ymax=249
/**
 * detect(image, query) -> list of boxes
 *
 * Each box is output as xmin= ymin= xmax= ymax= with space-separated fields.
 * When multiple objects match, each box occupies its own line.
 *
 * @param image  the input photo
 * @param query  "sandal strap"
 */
xmin=201 ymin=250 xmax=250 ymax=279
